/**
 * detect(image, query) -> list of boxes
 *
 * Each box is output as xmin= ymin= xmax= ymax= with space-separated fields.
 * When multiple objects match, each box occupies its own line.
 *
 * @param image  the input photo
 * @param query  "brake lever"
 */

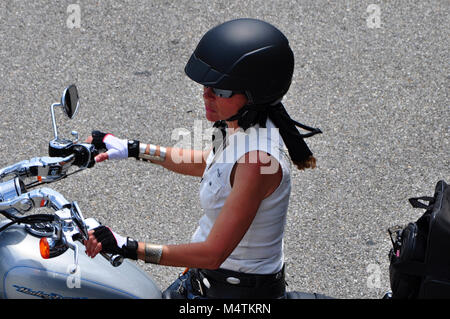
xmin=66 ymin=240 xmax=79 ymax=274
xmin=71 ymin=233 xmax=124 ymax=267
xmin=69 ymin=202 xmax=124 ymax=267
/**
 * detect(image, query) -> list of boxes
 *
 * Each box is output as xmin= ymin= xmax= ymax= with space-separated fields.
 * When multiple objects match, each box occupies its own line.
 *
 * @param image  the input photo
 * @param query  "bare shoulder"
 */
xmin=231 ymin=150 xmax=282 ymax=198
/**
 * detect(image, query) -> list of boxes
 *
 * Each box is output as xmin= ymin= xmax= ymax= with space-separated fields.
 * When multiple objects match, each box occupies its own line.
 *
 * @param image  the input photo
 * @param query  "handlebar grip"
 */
xmin=71 ymin=234 xmax=123 ymax=267
xmin=72 ymin=143 xmax=97 ymax=168
xmin=100 ymin=252 xmax=124 ymax=267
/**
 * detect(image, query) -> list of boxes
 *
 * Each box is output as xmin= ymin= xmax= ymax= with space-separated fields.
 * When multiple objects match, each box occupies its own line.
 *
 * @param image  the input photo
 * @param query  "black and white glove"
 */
xmin=91 ymin=225 xmax=138 ymax=260
xmin=91 ymin=130 xmax=139 ymax=160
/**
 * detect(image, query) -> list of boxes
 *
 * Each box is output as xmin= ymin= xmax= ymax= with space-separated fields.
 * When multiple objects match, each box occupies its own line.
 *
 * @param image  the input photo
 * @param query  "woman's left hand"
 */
xmin=83 ymin=226 xmax=132 ymax=259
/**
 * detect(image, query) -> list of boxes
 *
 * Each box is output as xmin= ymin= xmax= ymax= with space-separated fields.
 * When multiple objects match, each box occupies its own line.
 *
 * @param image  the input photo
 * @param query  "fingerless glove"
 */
xmin=93 ymin=225 xmax=138 ymax=260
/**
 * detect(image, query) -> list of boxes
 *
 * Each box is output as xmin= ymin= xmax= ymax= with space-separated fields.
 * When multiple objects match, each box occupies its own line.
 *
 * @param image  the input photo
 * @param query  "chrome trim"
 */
xmin=50 ymin=102 xmax=62 ymax=140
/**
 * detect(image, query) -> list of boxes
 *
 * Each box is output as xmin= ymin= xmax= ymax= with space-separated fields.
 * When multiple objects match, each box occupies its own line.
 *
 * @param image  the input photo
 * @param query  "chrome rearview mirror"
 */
xmin=49 ymin=85 xmax=80 ymax=157
xmin=62 ymin=85 xmax=79 ymax=119
xmin=50 ymin=84 xmax=79 ymax=140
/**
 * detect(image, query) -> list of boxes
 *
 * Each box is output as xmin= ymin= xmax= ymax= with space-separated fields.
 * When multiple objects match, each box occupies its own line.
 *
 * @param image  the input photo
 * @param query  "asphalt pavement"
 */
xmin=0 ymin=0 xmax=448 ymax=299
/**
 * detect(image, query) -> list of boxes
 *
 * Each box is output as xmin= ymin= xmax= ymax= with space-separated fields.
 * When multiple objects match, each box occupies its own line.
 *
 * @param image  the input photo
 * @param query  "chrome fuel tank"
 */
xmin=0 ymin=219 xmax=162 ymax=299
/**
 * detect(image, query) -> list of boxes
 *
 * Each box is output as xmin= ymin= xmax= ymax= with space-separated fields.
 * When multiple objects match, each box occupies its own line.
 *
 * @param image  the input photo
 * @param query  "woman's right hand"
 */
xmin=86 ymin=130 xmax=130 ymax=163
xmin=84 ymin=134 xmax=107 ymax=163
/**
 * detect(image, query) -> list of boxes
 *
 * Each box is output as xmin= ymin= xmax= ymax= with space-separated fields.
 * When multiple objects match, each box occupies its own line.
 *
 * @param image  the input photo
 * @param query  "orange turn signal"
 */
xmin=39 ymin=237 xmax=50 ymax=259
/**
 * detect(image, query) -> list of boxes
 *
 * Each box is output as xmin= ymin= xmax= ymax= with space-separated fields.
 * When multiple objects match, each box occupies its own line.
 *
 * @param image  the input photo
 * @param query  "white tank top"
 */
xmin=191 ymin=118 xmax=291 ymax=274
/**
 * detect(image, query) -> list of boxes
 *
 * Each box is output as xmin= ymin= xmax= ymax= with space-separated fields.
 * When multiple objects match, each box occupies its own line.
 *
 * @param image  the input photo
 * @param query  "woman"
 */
xmin=84 ymin=18 xmax=321 ymax=299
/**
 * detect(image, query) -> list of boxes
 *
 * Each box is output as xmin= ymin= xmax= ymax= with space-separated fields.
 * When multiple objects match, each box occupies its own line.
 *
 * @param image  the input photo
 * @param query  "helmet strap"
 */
xmin=220 ymin=101 xmax=322 ymax=163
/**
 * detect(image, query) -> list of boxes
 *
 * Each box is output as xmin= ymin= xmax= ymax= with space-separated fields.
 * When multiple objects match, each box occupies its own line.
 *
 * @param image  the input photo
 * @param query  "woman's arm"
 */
xmin=149 ymin=146 xmax=210 ymax=177
xmin=85 ymin=134 xmax=211 ymax=178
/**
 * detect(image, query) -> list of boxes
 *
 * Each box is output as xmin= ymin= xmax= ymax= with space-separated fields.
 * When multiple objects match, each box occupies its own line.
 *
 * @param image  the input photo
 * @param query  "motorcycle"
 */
xmin=0 ymin=85 xmax=161 ymax=299
xmin=0 ymin=85 xmax=326 ymax=300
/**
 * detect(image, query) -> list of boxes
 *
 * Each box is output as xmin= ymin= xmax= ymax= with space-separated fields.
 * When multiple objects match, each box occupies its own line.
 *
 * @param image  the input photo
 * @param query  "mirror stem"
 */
xmin=50 ymin=103 xmax=61 ymax=140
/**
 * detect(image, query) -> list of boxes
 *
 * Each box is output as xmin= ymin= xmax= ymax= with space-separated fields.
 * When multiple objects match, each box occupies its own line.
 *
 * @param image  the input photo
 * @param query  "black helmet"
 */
xmin=185 ymin=18 xmax=294 ymax=105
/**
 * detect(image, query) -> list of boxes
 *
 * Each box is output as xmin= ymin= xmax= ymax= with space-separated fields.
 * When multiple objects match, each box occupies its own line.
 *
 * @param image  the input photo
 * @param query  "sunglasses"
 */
xmin=204 ymin=86 xmax=242 ymax=98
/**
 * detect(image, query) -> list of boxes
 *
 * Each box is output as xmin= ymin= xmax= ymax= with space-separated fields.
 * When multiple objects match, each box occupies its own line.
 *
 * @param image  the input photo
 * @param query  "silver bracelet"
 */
xmin=139 ymin=143 xmax=147 ymax=156
xmin=144 ymin=243 xmax=163 ymax=264
xmin=138 ymin=143 xmax=166 ymax=162
xmin=149 ymin=144 xmax=157 ymax=156
xmin=159 ymin=146 xmax=167 ymax=160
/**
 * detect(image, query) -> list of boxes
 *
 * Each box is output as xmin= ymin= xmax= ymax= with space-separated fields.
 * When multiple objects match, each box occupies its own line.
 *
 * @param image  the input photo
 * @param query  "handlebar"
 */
xmin=0 ymin=155 xmax=124 ymax=268
xmin=100 ymin=252 xmax=124 ymax=267
xmin=0 ymin=155 xmax=75 ymax=183
xmin=0 ymin=142 xmax=98 ymax=188
xmin=0 ymin=187 xmax=124 ymax=268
